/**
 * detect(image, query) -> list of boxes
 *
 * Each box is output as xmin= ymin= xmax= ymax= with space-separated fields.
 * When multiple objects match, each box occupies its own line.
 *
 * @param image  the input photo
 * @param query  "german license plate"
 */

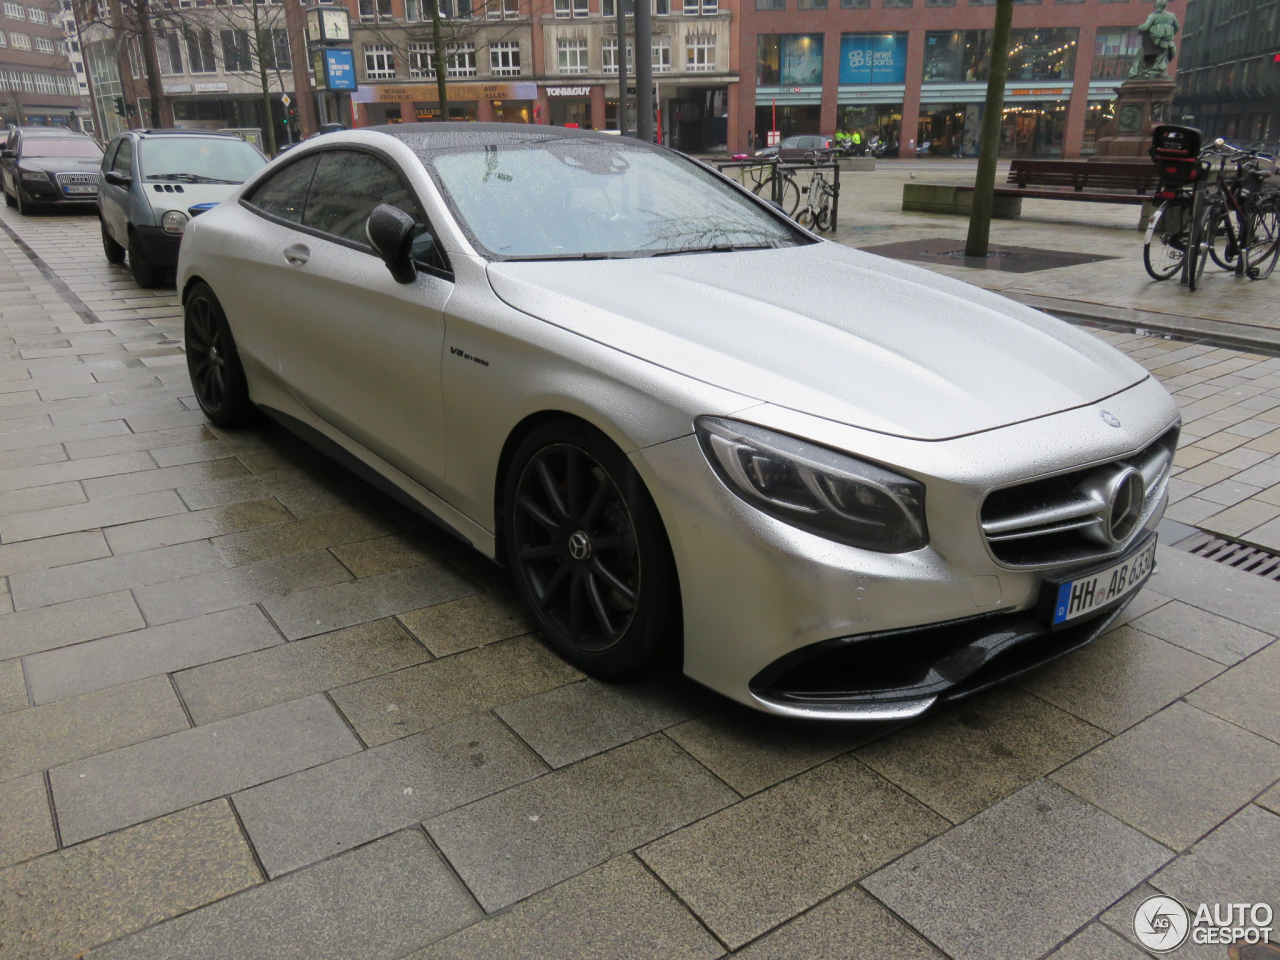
xmin=1046 ymin=535 xmax=1157 ymax=626
xmin=64 ymin=184 xmax=96 ymax=194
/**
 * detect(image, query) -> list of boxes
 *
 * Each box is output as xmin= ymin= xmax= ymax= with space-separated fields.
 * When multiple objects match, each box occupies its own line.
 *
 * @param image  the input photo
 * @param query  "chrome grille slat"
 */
xmin=979 ymin=426 xmax=1178 ymax=568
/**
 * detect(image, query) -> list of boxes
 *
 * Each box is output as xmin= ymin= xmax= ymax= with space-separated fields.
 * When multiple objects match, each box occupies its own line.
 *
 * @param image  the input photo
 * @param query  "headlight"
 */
xmin=161 ymin=210 xmax=189 ymax=235
xmin=695 ymin=417 xmax=928 ymax=552
xmin=21 ymin=170 xmax=49 ymax=181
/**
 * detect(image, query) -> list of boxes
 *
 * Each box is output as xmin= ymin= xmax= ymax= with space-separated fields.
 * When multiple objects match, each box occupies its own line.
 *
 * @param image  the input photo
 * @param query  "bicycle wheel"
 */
xmin=795 ymin=207 xmax=816 ymax=229
xmin=1143 ymin=202 xmax=1189 ymax=281
xmin=815 ymin=202 xmax=831 ymax=232
xmin=1206 ymin=209 xmax=1241 ymax=272
xmin=776 ymin=175 xmax=800 ymax=216
xmin=1245 ymin=197 xmax=1280 ymax=280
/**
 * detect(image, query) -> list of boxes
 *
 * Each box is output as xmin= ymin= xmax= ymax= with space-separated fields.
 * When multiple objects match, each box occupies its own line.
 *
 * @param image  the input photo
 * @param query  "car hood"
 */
xmin=20 ymin=157 xmax=102 ymax=175
xmin=486 ymin=241 xmax=1150 ymax=441
xmin=141 ymin=182 xmax=241 ymax=218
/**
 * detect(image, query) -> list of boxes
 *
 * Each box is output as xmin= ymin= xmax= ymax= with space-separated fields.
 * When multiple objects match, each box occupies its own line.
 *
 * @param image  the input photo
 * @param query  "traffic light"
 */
xmin=112 ymin=96 xmax=124 ymax=117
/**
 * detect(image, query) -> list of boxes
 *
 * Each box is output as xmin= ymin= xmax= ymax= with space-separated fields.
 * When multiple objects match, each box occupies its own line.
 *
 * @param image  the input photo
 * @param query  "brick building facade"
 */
xmin=0 ymin=0 xmax=84 ymax=129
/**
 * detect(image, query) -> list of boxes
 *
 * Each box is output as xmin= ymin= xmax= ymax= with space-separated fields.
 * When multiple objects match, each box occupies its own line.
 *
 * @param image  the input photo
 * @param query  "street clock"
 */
xmin=306 ymin=6 xmax=351 ymax=44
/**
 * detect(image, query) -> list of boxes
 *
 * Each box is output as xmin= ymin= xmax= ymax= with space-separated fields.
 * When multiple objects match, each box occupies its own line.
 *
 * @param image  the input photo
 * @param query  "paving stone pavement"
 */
xmin=0 ymin=200 xmax=1279 ymax=960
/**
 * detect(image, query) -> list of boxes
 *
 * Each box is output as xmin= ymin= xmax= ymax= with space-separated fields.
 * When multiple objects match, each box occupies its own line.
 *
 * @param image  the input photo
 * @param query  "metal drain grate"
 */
xmin=1176 ymin=531 xmax=1280 ymax=582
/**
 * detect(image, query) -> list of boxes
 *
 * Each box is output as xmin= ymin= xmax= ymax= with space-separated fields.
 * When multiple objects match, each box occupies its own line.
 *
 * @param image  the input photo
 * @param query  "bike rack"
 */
xmin=713 ymin=158 xmax=841 ymax=231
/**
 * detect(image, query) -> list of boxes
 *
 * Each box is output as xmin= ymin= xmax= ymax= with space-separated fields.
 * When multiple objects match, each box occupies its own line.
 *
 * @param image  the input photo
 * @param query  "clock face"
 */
xmin=323 ymin=9 xmax=350 ymax=40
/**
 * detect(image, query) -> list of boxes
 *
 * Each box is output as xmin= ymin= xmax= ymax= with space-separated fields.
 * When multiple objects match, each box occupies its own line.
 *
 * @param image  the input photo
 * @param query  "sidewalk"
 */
xmin=0 ymin=200 xmax=1278 ymax=960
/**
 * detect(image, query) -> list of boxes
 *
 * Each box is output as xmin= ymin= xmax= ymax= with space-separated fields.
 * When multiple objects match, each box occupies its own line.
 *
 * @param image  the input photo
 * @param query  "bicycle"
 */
xmin=1200 ymin=143 xmax=1280 ymax=280
xmin=1144 ymin=128 xmax=1214 ymax=290
xmin=743 ymin=161 xmax=801 ymax=217
xmin=796 ymin=168 xmax=835 ymax=232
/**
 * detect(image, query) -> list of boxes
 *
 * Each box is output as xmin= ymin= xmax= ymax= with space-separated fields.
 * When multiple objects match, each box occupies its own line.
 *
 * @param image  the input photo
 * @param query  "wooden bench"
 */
xmin=954 ymin=159 xmax=1161 ymax=205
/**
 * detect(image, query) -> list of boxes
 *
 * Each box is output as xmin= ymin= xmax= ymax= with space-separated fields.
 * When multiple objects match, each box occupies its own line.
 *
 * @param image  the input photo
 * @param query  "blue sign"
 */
xmin=839 ymin=33 xmax=907 ymax=85
xmin=324 ymin=48 xmax=357 ymax=91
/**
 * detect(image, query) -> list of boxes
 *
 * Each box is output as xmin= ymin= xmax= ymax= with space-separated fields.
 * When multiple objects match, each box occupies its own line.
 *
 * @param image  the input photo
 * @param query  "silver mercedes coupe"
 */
xmin=178 ymin=123 xmax=1180 ymax=721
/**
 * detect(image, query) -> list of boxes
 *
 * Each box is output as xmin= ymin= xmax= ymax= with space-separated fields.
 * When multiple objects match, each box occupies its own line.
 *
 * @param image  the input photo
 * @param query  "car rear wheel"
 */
xmin=184 ymin=282 xmax=253 ymax=427
xmin=502 ymin=420 xmax=681 ymax=679
xmin=128 ymin=233 xmax=165 ymax=288
xmin=101 ymin=221 xmax=125 ymax=264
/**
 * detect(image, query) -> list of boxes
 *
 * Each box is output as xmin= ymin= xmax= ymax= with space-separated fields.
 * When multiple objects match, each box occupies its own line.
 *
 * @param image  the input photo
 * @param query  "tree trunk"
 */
xmin=253 ymin=0 xmax=278 ymax=155
xmin=964 ymin=0 xmax=1013 ymax=258
xmin=428 ymin=0 xmax=448 ymax=117
xmin=135 ymin=0 xmax=167 ymax=128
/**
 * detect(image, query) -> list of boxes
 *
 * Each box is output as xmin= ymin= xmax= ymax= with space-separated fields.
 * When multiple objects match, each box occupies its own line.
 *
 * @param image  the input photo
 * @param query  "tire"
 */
xmin=502 ymin=419 xmax=681 ymax=679
xmin=101 ymin=220 xmax=125 ymax=264
xmin=128 ymin=232 xmax=165 ymax=288
xmin=796 ymin=208 xmax=816 ymax=229
xmin=1186 ymin=205 xmax=1211 ymax=292
xmin=1245 ymin=198 xmax=1280 ymax=280
xmin=1143 ymin=202 xmax=1188 ymax=281
xmin=815 ymin=201 xmax=832 ymax=232
xmin=1206 ymin=210 xmax=1240 ymax=273
xmin=184 ymin=282 xmax=253 ymax=427
xmin=15 ymin=185 xmax=32 ymax=216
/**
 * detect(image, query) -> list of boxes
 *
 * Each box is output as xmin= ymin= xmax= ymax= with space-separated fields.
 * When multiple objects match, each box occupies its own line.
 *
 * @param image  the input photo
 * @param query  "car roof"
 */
xmin=369 ymin=122 xmax=655 ymax=155
xmin=123 ymin=129 xmax=246 ymax=140
xmin=15 ymin=128 xmax=93 ymax=138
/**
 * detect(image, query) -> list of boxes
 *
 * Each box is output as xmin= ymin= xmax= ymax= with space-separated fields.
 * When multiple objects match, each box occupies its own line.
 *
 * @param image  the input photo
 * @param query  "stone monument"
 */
xmin=1094 ymin=0 xmax=1180 ymax=160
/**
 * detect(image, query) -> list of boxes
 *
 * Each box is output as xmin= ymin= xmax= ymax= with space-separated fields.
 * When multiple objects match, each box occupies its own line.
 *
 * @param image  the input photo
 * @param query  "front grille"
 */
xmin=56 ymin=173 xmax=98 ymax=192
xmin=980 ymin=426 xmax=1178 ymax=567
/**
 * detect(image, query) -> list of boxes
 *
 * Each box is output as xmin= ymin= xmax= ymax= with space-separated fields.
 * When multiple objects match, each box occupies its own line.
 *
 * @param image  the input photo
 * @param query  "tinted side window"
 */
xmin=112 ymin=139 xmax=133 ymax=176
xmin=302 ymin=150 xmax=418 ymax=246
xmin=102 ymin=138 xmax=120 ymax=173
xmin=246 ymin=154 xmax=320 ymax=224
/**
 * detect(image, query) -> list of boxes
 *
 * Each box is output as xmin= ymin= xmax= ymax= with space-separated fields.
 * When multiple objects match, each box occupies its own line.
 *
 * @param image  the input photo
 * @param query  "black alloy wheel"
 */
xmin=504 ymin=422 xmax=680 ymax=678
xmin=184 ymin=282 xmax=252 ymax=427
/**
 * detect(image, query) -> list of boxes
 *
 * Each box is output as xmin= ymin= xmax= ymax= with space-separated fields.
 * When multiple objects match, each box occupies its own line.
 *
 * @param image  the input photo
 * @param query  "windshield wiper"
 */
xmin=146 ymin=173 xmax=240 ymax=184
xmin=504 ymin=252 xmax=637 ymax=262
xmin=647 ymin=242 xmax=784 ymax=258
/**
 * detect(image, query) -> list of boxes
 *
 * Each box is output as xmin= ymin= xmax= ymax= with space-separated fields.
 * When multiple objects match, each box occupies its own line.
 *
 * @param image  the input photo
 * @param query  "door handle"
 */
xmin=283 ymin=243 xmax=310 ymax=266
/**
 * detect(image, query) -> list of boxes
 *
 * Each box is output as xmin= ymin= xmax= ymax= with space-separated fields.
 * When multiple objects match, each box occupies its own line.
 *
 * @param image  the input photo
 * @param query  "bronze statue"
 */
xmin=1130 ymin=0 xmax=1180 ymax=79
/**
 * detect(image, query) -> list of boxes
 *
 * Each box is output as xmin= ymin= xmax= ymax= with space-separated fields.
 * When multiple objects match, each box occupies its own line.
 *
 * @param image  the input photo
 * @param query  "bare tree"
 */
xmin=77 ymin=0 xmax=169 ymax=128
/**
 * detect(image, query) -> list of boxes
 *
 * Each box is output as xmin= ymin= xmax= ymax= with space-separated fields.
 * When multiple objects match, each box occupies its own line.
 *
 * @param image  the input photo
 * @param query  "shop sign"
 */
xmin=194 ymin=82 xmax=228 ymax=93
xmin=1009 ymin=87 xmax=1069 ymax=96
xmin=546 ymin=86 xmax=592 ymax=97
xmin=163 ymin=83 xmax=192 ymax=94
xmin=354 ymin=82 xmax=537 ymax=103
xmin=839 ymin=33 xmax=907 ymax=85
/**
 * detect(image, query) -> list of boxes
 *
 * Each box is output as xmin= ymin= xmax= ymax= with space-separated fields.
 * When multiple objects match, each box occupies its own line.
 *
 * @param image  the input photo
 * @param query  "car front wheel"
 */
xmin=128 ymin=233 xmax=165 ymax=288
xmin=503 ymin=420 xmax=681 ymax=679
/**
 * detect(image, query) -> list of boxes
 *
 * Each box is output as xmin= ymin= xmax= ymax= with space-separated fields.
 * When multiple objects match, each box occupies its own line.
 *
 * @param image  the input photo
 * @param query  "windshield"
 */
xmin=426 ymin=137 xmax=802 ymax=260
xmin=139 ymin=137 xmax=266 ymax=184
xmin=21 ymin=139 xmax=103 ymax=159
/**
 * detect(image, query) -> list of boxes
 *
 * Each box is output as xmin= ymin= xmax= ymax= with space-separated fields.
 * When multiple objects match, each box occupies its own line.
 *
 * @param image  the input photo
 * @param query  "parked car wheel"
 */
xmin=15 ymin=186 xmax=33 ymax=216
xmin=101 ymin=221 xmax=126 ymax=264
xmin=502 ymin=420 xmax=681 ymax=679
xmin=128 ymin=233 xmax=165 ymax=288
xmin=184 ymin=282 xmax=253 ymax=427
xmin=3 ymin=188 xmax=13 ymax=208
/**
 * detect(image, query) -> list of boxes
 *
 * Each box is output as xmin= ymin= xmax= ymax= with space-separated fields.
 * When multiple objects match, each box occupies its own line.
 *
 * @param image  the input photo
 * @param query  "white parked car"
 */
xmin=176 ymin=124 xmax=1179 ymax=720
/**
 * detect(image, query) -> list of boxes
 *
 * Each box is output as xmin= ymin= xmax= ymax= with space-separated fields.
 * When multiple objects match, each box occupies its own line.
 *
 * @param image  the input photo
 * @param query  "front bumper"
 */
xmin=19 ymin=178 xmax=97 ymax=203
xmin=132 ymin=225 xmax=182 ymax=268
xmin=632 ymin=375 xmax=1179 ymax=719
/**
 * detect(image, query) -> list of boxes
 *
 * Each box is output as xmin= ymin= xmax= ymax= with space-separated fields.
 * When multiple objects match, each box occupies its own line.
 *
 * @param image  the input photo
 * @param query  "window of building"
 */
xmin=364 ymin=43 xmax=396 ymax=79
xmin=557 ymin=37 xmax=588 ymax=73
xmin=924 ymin=28 xmax=1076 ymax=82
xmin=1092 ymin=28 xmax=1140 ymax=78
xmin=797 ymin=0 xmax=824 ymax=8
xmin=686 ymin=33 xmax=714 ymax=70
xmin=839 ymin=32 xmax=907 ymax=83
xmin=602 ymin=36 xmax=633 ymax=74
xmin=220 ymin=29 xmax=251 ymax=71
xmin=701 ymin=0 xmax=716 ymax=10
xmin=156 ymin=30 xmax=183 ymax=73
xmin=572 ymin=0 xmax=588 ymax=14
xmin=683 ymin=0 xmax=697 ymax=12
xmin=926 ymin=0 xmax=955 ymax=6
xmin=0 ymin=31 xmax=6 ymax=46
xmin=490 ymin=39 xmax=520 ymax=75
xmin=655 ymin=0 xmax=668 ymax=13
xmin=408 ymin=41 xmax=431 ymax=77
xmin=2 ymin=3 xmax=24 ymax=19
xmin=448 ymin=41 xmax=475 ymax=76
xmin=28 ymin=6 xmax=46 ymax=22
xmin=756 ymin=34 xmax=821 ymax=84
xmin=653 ymin=35 xmax=670 ymax=70
xmin=602 ymin=0 xmax=636 ymax=15
xmin=357 ymin=0 xmax=391 ymax=19
xmin=35 ymin=34 xmax=52 ymax=51
xmin=840 ymin=0 xmax=868 ymax=7
xmin=553 ymin=0 xmax=570 ymax=16
xmin=262 ymin=29 xmax=290 ymax=69
xmin=185 ymin=28 xmax=216 ymax=73
xmin=882 ymin=0 xmax=912 ymax=7
xmin=9 ymin=31 xmax=29 ymax=48
xmin=756 ymin=0 xmax=783 ymax=9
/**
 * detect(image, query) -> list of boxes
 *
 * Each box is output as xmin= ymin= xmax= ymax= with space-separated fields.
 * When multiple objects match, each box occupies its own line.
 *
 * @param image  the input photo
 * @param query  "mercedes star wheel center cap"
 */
xmin=568 ymin=530 xmax=593 ymax=561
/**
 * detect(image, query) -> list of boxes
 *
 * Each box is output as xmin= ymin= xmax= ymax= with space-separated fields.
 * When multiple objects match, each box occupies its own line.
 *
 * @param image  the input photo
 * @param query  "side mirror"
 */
xmin=366 ymin=203 xmax=417 ymax=284
xmin=0 ymin=148 xmax=13 ymax=159
xmin=103 ymin=170 xmax=130 ymax=187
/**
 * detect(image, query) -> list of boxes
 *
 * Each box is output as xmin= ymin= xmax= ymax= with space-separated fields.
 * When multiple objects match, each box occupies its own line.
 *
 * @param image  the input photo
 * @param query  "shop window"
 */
xmin=602 ymin=36 xmax=634 ymax=74
xmin=756 ymin=34 xmax=822 ymax=84
xmin=490 ymin=40 xmax=520 ymax=75
xmin=557 ymin=37 xmax=589 ymax=73
xmin=185 ymin=28 xmax=216 ymax=73
xmin=364 ymin=43 xmax=396 ymax=79
xmin=220 ymin=29 xmax=251 ymax=71
xmin=686 ymin=33 xmax=715 ymax=71
xmin=839 ymin=33 xmax=907 ymax=83
xmin=925 ymin=28 xmax=1075 ymax=83
xmin=1092 ymin=28 xmax=1140 ymax=79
